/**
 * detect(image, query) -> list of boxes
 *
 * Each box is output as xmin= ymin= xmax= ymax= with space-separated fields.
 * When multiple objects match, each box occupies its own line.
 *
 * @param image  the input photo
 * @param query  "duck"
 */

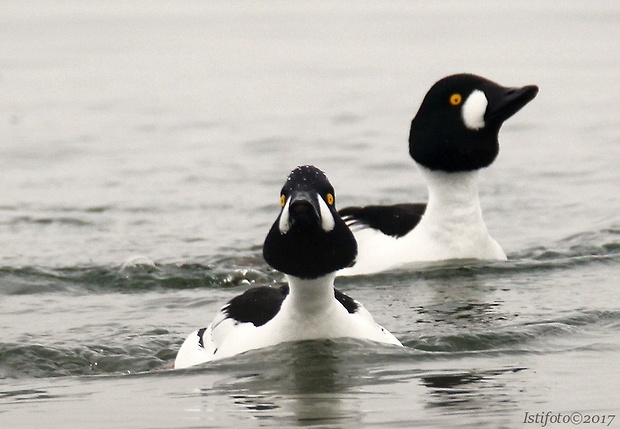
xmin=174 ymin=165 xmax=402 ymax=369
xmin=339 ymin=73 xmax=539 ymax=276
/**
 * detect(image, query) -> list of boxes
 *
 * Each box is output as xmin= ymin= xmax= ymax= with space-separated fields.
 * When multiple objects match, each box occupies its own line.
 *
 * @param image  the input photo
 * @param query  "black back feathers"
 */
xmin=223 ymin=285 xmax=288 ymax=327
xmin=340 ymin=203 xmax=426 ymax=238
xmin=221 ymin=284 xmax=360 ymax=327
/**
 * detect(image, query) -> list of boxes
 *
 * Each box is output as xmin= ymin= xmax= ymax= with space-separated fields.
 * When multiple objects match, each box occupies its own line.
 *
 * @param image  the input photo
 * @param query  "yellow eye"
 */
xmin=280 ymin=195 xmax=286 ymax=207
xmin=326 ymin=193 xmax=334 ymax=205
xmin=449 ymin=93 xmax=462 ymax=106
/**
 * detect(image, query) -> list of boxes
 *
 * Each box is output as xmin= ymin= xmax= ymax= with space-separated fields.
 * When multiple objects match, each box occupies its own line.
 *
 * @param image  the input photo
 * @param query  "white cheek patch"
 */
xmin=317 ymin=194 xmax=335 ymax=232
xmin=278 ymin=198 xmax=291 ymax=234
xmin=461 ymin=90 xmax=488 ymax=130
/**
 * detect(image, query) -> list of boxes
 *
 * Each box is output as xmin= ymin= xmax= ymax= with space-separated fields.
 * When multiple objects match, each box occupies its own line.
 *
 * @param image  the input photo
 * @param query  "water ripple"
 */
xmin=0 ymin=260 xmax=275 ymax=296
xmin=0 ymin=340 xmax=177 ymax=379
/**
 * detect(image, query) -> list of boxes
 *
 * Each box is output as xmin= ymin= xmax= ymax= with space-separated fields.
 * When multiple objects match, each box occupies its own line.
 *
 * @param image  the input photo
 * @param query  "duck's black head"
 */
xmin=409 ymin=73 xmax=538 ymax=173
xmin=263 ymin=165 xmax=357 ymax=279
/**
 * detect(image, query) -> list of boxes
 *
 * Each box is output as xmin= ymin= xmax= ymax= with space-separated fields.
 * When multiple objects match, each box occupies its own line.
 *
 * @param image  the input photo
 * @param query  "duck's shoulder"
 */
xmin=223 ymin=284 xmax=289 ymax=326
xmin=334 ymin=287 xmax=359 ymax=314
xmin=333 ymin=288 xmax=402 ymax=346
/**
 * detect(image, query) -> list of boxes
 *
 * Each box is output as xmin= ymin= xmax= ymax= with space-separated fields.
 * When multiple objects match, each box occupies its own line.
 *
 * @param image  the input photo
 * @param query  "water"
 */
xmin=1 ymin=1 xmax=619 ymax=428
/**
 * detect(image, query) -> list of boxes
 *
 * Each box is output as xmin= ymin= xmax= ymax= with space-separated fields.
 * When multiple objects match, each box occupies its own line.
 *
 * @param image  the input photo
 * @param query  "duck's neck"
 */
xmin=285 ymin=274 xmax=336 ymax=315
xmin=417 ymin=165 xmax=486 ymax=228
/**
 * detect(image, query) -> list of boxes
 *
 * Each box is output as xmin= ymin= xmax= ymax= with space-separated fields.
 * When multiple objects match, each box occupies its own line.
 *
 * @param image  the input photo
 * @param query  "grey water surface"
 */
xmin=1 ymin=1 xmax=619 ymax=428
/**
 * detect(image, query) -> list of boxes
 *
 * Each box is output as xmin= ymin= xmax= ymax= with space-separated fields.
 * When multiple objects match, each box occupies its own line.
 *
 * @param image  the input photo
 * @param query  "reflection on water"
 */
xmin=422 ymin=367 xmax=526 ymax=412
xmin=179 ymin=339 xmax=534 ymax=427
xmin=416 ymin=273 xmax=506 ymax=325
xmin=198 ymin=341 xmax=365 ymax=426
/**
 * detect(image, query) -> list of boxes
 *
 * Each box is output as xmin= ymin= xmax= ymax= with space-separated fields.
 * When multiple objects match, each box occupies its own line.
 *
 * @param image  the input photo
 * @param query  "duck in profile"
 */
xmin=339 ymin=73 xmax=539 ymax=276
xmin=174 ymin=165 xmax=402 ymax=369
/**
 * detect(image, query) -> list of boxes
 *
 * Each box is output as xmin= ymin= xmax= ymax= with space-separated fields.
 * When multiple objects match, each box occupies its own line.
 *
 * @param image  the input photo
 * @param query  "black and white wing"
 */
xmin=339 ymin=203 xmax=426 ymax=238
xmin=174 ymin=285 xmax=288 ymax=369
